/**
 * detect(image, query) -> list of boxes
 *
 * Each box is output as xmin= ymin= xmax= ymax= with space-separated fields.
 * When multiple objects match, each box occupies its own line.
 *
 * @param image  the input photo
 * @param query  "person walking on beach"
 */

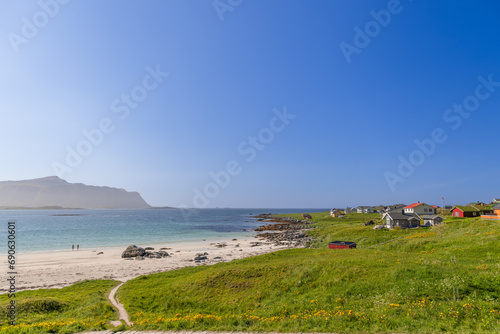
xmin=72 ymin=244 xmax=74 ymax=251
xmin=77 ymin=244 xmax=79 ymax=251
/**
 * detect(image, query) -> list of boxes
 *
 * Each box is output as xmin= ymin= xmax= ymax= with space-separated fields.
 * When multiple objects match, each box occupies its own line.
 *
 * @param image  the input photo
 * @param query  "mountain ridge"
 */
xmin=0 ymin=176 xmax=152 ymax=209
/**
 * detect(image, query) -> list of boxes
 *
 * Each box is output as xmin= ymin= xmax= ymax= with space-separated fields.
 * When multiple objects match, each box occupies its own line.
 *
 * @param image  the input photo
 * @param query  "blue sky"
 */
xmin=1 ymin=0 xmax=500 ymax=208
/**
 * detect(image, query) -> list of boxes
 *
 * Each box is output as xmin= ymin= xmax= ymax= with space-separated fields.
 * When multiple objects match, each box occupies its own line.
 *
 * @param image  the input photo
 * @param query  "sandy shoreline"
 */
xmin=2 ymin=235 xmax=289 ymax=292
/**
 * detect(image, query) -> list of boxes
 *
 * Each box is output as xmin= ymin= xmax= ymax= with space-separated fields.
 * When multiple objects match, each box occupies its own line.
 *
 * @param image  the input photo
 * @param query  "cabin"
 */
xmin=404 ymin=203 xmax=437 ymax=216
xmin=357 ymin=206 xmax=373 ymax=214
xmin=345 ymin=207 xmax=357 ymax=214
xmin=421 ymin=215 xmax=444 ymax=226
xmin=481 ymin=205 xmax=500 ymax=220
xmin=450 ymin=205 xmax=493 ymax=217
xmin=385 ymin=204 xmax=406 ymax=213
xmin=328 ymin=241 xmax=356 ymax=249
xmin=330 ymin=209 xmax=344 ymax=218
xmin=382 ymin=212 xmax=420 ymax=229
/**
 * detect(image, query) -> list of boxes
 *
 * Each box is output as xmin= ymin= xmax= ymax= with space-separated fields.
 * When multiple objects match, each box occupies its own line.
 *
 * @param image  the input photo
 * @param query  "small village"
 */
xmin=328 ymin=198 xmax=500 ymax=230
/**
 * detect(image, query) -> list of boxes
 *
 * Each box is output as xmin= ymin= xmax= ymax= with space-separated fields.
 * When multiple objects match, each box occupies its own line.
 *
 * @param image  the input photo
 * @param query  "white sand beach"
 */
xmin=3 ymin=237 xmax=288 ymax=292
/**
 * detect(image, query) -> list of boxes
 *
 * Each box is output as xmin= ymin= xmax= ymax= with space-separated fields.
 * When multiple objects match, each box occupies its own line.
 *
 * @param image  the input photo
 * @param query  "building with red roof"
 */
xmin=403 ymin=202 xmax=437 ymax=216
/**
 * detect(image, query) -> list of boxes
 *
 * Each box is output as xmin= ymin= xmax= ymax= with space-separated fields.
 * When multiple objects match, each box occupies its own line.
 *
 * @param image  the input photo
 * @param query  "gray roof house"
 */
xmin=357 ymin=206 xmax=373 ymax=214
xmin=421 ymin=215 xmax=444 ymax=226
xmin=385 ymin=204 xmax=406 ymax=213
xmin=382 ymin=212 xmax=420 ymax=229
xmin=345 ymin=207 xmax=357 ymax=214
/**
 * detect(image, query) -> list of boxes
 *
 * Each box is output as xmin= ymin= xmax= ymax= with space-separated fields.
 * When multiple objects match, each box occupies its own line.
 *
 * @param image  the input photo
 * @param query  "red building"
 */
xmin=451 ymin=205 xmax=493 ymax=218
xmin=328 ymin=241 xmax=356 ymax=249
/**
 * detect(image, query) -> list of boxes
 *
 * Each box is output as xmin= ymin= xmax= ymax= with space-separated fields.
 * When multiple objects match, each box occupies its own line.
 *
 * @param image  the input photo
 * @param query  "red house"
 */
xmin=328 ymin=241 xmax=356 ymax=249
xmin=451 ymin=205 xmax=493 ymax=218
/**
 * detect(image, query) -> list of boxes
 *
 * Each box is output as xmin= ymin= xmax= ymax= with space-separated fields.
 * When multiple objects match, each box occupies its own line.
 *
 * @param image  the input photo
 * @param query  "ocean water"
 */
xmin=0 ymin=208 xmax=327 ymax=253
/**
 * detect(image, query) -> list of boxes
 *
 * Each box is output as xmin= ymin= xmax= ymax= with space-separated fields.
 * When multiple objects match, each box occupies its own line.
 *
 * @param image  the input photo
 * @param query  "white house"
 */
xmin=357 ymin=206 xmax=373 ymax=214
xmin=404 ymin=203 xmax=437 ymax=216
xmin=345 ymin=207 xmax=357 ymax=214
xmin=421 ymin=215 xmax=444 ymax=226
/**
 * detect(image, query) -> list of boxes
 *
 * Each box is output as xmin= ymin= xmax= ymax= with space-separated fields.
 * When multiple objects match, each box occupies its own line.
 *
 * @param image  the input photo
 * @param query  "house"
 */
xmin=451 ymin=205 xmax=493 ymax=217
xmin=382 ymin=212 xmax=421 ymax=229
xmin=468 ymin=202 xmax=487 ymax=206
xmin=481 ymin=205 xmax=500 ymax=220
xmin=492 ymin=199 xmax=500 ymax=204
xmin=330 ymin=209 xmax=344 ymax=218
xmin=404 ymin=203 xmax=437 ymax=216
xmin=421 ymin=215 xmax=444 ymax=226
xmin=385 ymin=204 xmax=406 ymax=213
xmin=357 ymin=206 xmax=373 ymax=214
xmin=345 ymin=207 xmax=357 ymax=214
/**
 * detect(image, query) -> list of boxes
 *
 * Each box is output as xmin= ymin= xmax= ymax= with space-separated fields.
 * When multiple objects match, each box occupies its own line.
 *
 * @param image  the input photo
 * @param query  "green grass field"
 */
xmin=1 ymin=213 xmax=499 ymax=333
xmin=0 ymin=280 xmax=118 ymax=333
xmin=116 ymin=213 xmax=500 ymax=333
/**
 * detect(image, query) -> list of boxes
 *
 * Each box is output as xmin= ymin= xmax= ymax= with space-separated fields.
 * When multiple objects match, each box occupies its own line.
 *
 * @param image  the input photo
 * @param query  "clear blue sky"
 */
xmin=1 ymin=0 xmax=500 ymax=208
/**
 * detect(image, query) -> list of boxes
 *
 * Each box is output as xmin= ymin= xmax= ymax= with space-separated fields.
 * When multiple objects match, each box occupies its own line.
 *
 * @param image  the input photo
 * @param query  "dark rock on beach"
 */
xmin=122 ymin=245 xmax=169 ymax=259
xmin=122 ymin=245 xmax=146 ymax=258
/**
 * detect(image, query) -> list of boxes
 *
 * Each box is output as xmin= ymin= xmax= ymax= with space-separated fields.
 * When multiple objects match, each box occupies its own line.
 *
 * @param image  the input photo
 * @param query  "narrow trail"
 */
xmin=108 ymin=281 xmax=133 ymax=327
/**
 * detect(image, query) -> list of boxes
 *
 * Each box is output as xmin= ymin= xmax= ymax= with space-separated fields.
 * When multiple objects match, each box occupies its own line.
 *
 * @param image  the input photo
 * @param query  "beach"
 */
xmin=3 ymin=236 xmax=291 ymax=292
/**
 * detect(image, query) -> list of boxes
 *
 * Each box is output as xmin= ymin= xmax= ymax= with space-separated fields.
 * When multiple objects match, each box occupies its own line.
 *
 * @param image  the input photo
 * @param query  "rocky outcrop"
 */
xmin=121 ymin=245 xmax=146 ymax=258
xmin=253 ymin=214 xmax=314 ymax=248
xmin=122 ymin=245 xmax=170 ymax=259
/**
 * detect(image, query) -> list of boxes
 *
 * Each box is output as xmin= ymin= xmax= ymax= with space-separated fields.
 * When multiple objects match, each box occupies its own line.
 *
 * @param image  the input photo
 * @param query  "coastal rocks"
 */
xmin=122 ymin=245 xmax=146 ymax=258
xmin=121 ymin=245 xmax=169 ymax=259
xmin=194 ymin=252 xmax=209 ymax=262
xmin=257 ymin=230 xmax=313 ymax=248
xmin=252 ymin=214 xmax=314 ymax=248
xmin=145 ymin=250 xmax=169 ymax=259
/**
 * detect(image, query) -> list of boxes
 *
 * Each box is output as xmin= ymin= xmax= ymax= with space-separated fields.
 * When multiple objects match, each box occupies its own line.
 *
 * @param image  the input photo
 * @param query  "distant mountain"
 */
xmin=0 ymin=176 xmax=151 ymax=209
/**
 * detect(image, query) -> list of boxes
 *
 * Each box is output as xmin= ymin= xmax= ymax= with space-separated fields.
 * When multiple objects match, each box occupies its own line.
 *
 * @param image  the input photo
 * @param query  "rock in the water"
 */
xmin=122 ymin=245 xmax=146 ymax=258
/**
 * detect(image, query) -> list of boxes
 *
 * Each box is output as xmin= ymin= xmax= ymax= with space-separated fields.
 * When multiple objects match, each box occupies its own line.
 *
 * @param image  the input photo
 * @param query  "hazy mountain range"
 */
xmin=0 ymin=176 xmax=152 ymax=209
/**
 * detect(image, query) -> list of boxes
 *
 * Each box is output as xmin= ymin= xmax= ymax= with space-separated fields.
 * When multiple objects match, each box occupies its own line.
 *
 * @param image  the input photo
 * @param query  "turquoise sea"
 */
xmin=0 ymin=208 xmax=327 ymax=253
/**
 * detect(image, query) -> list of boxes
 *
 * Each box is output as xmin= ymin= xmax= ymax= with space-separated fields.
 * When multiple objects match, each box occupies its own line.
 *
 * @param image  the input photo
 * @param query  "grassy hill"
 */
xmin=116 ymin=212 xmax=500 ymax=333
xmin=1 ymin=212 xmax=499 ymax=333
xmin=0 ymin=280 xmax=118 ymax=333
